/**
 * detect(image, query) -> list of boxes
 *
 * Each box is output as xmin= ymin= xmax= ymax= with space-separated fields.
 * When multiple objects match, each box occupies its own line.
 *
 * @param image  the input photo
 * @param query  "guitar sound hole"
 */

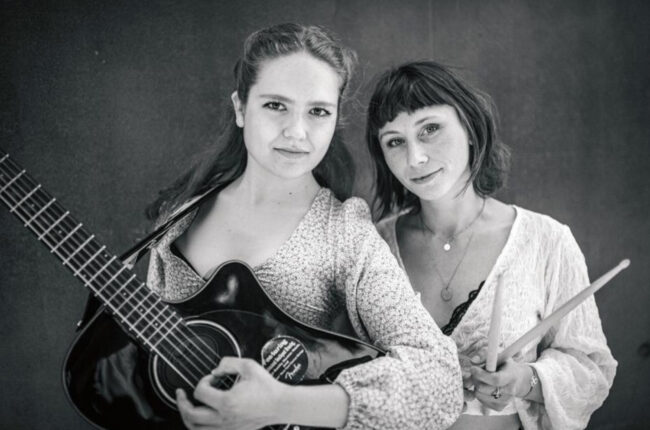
xmin=151 ymin=319 xmax=241 ymax=407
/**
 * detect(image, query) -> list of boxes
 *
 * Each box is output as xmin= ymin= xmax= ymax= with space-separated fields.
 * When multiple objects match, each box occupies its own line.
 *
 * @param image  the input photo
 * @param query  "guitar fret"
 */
xmin=50 ymin=223 xmax=83 ymax=253
xmin=38 ymin=211 xmax=69 ymax=240
xmin=62 ymin=234 xmax=95 ymax=266
xmin=73 ymin=245 xmax=106 ymax=277
xmin=9 ymin=184 xmax=41 ymax=213
xmin=154 ymin=317 xmax=181 ymax=348
xmin=125 ymin=289 xmax=153 ymax=320
xmin=0 ymin=169 xmax=25 ymax=193
xmin=25 ymin=198 xmax=56 ymax=227
xmin=114 ymin=279 xmax=141 ymax=313
xmin=132 ymin=297 xmax=162 ymax=330
xmin=148 ymin=308 xmax=175 ymax=346
xmin=104 ymin=274 xmax=136 ymax=306
xmin=96 ymin=263 xmax=127 ymax=293
xmin=85 ymin=256 xmax=117 ymax=288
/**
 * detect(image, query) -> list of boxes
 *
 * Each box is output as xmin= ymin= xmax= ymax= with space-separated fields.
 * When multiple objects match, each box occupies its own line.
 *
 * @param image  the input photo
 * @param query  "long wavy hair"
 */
xmin=147 ymin=23 xmax=358 ymax=220
xmin=366 ymin=61 xmax=511 ymax=220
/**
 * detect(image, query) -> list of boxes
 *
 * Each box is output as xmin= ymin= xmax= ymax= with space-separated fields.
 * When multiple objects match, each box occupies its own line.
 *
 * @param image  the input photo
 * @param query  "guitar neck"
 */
xmin=0 ymin=150 xmax=181 ymax=354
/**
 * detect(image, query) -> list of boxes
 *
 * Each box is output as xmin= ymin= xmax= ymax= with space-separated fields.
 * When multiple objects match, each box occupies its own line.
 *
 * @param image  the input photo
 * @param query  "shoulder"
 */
xmin=513 ymin=205 xmax=584 ymax=261
xmin=375 ymin=213 xmax=400 ymax=242
xmin=323 ymin=190 xmax=373 ymax=227
xmin=321 ymin=191 xmax=390 ymax=252
xmin=515 ymin=205 xmax=573 ymax=241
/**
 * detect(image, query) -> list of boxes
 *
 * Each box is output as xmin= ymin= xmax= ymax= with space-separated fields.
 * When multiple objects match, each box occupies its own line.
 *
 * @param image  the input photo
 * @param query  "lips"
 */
xmin=274 ymin=147 xmax=309 ymax=159
xmin=411 ymin=168 xmax=442 ymax=184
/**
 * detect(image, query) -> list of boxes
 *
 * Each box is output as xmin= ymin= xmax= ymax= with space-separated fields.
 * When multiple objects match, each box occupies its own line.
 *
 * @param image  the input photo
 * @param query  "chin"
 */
xmin=411 ymin=185 xmax=457 ymax=203
xmin=271 ymin=165 xmax=315 ymax=180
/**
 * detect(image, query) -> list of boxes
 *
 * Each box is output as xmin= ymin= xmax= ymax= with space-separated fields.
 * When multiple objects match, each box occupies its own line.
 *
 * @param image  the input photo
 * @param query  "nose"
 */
xmin=407 ymin=142 xmax=429 ymax=167
xmin=283 ymin=113 xmax=307 ymax=141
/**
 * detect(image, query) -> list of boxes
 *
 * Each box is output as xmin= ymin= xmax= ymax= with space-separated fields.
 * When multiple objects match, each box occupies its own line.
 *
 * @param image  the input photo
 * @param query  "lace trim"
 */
xmin=441 ymin=281 xmax=485 ymax=336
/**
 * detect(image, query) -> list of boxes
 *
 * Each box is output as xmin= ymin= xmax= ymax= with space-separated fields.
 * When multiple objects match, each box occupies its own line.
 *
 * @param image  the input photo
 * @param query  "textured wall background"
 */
xmin=1 ymin=1 xmax=648 ymax=428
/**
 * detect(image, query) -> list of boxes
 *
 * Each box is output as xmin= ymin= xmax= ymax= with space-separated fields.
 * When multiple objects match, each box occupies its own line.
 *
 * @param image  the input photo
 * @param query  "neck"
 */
xmin=419 ymin=188 xmax=485 ymax=238
xmin=230 ymin=161 xmax=320 ymax=207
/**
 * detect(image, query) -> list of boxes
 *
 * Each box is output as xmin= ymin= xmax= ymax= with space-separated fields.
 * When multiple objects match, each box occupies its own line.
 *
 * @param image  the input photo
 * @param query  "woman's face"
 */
xmin=378 ymin=104 xmax=471 ymax=202
xmin=232 ymin=52 xmax=340 ymax=181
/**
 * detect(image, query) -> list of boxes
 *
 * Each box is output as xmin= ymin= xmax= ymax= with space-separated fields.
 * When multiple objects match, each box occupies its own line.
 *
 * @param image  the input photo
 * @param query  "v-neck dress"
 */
xmin=376 ymin=206 xmax=617 ymax=430
xmin=147 ymin=188 xmax=464 ymax=430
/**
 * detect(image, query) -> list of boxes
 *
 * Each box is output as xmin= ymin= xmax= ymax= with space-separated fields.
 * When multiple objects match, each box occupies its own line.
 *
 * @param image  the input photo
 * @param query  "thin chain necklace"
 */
xmin=432 ymin=232 xmax=475 ymax=302
xmin=420 ymin=198 xmax=486 ymax=302
xmin=420 ymin=198 xmax=486 ymax=252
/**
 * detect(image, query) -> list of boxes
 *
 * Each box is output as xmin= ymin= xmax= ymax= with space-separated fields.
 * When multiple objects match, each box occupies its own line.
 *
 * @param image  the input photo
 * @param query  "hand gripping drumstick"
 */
xmin=495 ymin=259 xmax=630 ymax=367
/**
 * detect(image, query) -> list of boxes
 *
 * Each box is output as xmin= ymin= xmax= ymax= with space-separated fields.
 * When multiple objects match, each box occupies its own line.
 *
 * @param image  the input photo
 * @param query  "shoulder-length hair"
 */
xmin=366 ymin=61 xmax=510 ymax=220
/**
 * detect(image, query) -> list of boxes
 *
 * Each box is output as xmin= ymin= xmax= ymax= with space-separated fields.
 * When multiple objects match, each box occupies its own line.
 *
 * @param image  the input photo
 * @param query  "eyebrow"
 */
xmin=378 ymin=115 xmax=443 ymax=140
xmin=378 ymin=130 xmax=399 ymax=141
xmin=258 ymin=94 xmax=337 ymax=109
xmin=414 ymin=115 xmax=444 ymax=126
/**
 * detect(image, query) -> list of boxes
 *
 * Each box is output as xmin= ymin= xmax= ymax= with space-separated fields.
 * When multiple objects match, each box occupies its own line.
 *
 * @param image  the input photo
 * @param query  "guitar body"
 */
xmin=63 ymin=261 xmax=383 ymax=430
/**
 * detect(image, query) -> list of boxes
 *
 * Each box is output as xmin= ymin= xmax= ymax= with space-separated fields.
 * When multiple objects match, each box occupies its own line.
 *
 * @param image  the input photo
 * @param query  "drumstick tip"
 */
xmin=620 ymin=259 xmax=631 ymax=269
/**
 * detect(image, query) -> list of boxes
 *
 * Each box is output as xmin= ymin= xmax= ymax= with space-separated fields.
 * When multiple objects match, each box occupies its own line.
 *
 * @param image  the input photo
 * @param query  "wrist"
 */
xmin=516 ymin=364 xmax=535 ymax=398
xmin=270 ymin=381 xmax=293 ymax=423
xmin=281 ymin=384 xmax=349 ymax=427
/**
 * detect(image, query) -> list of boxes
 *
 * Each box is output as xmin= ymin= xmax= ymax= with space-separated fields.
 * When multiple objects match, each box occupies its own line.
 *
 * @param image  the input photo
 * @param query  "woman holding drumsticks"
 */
xmin=367 ymin=61 xmax=616 ymax=429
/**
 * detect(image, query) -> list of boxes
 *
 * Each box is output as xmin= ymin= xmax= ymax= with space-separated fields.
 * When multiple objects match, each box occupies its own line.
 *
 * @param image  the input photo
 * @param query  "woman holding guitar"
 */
xmin=136 ymin=25 xmax=462 ymax=429
xmin=368 ymin=61 xmax=617 ymax=429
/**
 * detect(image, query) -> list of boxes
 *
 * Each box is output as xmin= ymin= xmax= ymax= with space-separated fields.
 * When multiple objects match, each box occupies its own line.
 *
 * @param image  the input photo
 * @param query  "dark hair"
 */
xmin=366 ymin=61 xmax=510 ymax=220
xmin=147 ymin=23 xmax=357 ymax=220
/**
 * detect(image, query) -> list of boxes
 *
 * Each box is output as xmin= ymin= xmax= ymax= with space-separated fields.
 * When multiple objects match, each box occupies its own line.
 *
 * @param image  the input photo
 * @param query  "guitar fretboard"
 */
xmin=0 ymin=150 xmax=215 ymax=387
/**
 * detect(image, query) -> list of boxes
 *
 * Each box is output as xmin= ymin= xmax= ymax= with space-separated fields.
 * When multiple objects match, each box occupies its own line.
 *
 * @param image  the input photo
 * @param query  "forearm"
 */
xmin=276 ymin=383 xmax=349 ymax=428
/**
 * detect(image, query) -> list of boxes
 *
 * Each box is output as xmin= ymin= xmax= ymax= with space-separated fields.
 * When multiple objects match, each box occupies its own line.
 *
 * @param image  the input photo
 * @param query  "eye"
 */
xmin=309 ymin=107 xmax=332 ymax=117
xmin=385 ymin=138 xmax=405 ymax=148
xmin=263 ymin=101 xmax=286 ymax=111
xmin=419 ymin=123 xmax=440 ymax=137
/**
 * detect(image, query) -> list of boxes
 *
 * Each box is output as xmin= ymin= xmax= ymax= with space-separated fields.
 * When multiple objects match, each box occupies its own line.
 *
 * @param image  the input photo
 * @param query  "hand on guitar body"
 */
xmin=176 ymin=357 xmax=349 ymax=430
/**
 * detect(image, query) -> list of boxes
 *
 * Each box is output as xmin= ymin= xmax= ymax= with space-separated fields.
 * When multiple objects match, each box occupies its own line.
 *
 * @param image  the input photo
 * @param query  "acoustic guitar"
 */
xmin=0 ymin=149 xmax=383 ymax=430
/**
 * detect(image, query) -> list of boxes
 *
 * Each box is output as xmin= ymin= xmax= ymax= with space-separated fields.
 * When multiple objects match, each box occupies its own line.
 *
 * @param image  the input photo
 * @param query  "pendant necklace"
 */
xmin=420 ymin=198 xmax=486 ymax=301
xmin=421 ymin=198 xmax=486 ymax=252
xmin=433 ymin=232 xmax=475 ymax=301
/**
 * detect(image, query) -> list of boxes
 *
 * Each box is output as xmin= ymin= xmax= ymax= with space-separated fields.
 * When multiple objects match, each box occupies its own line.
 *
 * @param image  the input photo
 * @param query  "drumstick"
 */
xmin=497 ymin=259 xmax=630 ymax=366
xmin=485 ymin=274 xmax=504 ymax=372
xmin=482 ymin=274 xmax=504 ymax=415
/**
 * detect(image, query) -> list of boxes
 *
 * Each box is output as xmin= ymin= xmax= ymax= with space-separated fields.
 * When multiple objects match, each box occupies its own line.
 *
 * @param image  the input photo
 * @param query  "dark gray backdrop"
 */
xmin=1 ymin=1 xmax=648 ymax=428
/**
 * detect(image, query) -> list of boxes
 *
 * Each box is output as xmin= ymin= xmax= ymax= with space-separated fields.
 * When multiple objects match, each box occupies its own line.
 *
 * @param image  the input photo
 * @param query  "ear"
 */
xmin=231 ymin=91 xmax=245 ymax=128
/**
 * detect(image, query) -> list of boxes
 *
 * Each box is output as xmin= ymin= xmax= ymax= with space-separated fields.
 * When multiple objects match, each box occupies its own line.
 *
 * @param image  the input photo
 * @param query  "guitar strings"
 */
xmin=0 ymin=154 xmax=238 ymax=390
xmin=0 ymin=157 xmax=209 ymax=386
xmin=0 ymin=156 xmax=231 ymax=388
xmin=0 ymin=157 xmax=238 ymax=388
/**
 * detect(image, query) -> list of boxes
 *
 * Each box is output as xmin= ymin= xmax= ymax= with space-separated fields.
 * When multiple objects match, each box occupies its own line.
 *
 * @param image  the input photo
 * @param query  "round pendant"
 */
xmin=443 ymin=243 xmax=451 ymax=251
xmin=440 ymin=287 xmax=453 ymax=301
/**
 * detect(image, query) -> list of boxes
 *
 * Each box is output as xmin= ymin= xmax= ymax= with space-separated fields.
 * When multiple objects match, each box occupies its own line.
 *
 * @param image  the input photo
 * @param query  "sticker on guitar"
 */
xmin=261 ymin=335 xmax=308 ymax=383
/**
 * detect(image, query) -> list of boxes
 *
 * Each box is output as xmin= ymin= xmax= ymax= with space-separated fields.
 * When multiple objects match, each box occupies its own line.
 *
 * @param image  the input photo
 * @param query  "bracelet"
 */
xmin=523 ymin=366 xmax=539 ymax=399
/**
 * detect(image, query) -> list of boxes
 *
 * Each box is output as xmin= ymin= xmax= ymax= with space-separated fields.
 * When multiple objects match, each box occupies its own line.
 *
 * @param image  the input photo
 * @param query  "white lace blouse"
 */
xmin=376 ymin=205 xmax=617 ymax=430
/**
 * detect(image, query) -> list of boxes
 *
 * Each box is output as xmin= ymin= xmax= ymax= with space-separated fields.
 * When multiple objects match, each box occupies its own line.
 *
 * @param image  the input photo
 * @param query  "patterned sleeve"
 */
xmin=522 ymin=225 xmax=617 ymax=429
xmin=332 ymin=199 xmax=464 ymax=430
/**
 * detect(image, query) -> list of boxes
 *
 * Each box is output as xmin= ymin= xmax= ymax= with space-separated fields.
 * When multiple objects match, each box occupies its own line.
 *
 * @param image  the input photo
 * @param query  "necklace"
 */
xmin=432 ymin=232 xmax=475 ymax=301
xmin=420 ymin=198 xmax=486 ymax=252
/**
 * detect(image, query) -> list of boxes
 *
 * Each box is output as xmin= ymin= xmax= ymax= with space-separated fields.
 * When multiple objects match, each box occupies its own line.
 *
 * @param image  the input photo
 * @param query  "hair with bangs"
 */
xmin=366 ymin=61 xmax=510 ymax=220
